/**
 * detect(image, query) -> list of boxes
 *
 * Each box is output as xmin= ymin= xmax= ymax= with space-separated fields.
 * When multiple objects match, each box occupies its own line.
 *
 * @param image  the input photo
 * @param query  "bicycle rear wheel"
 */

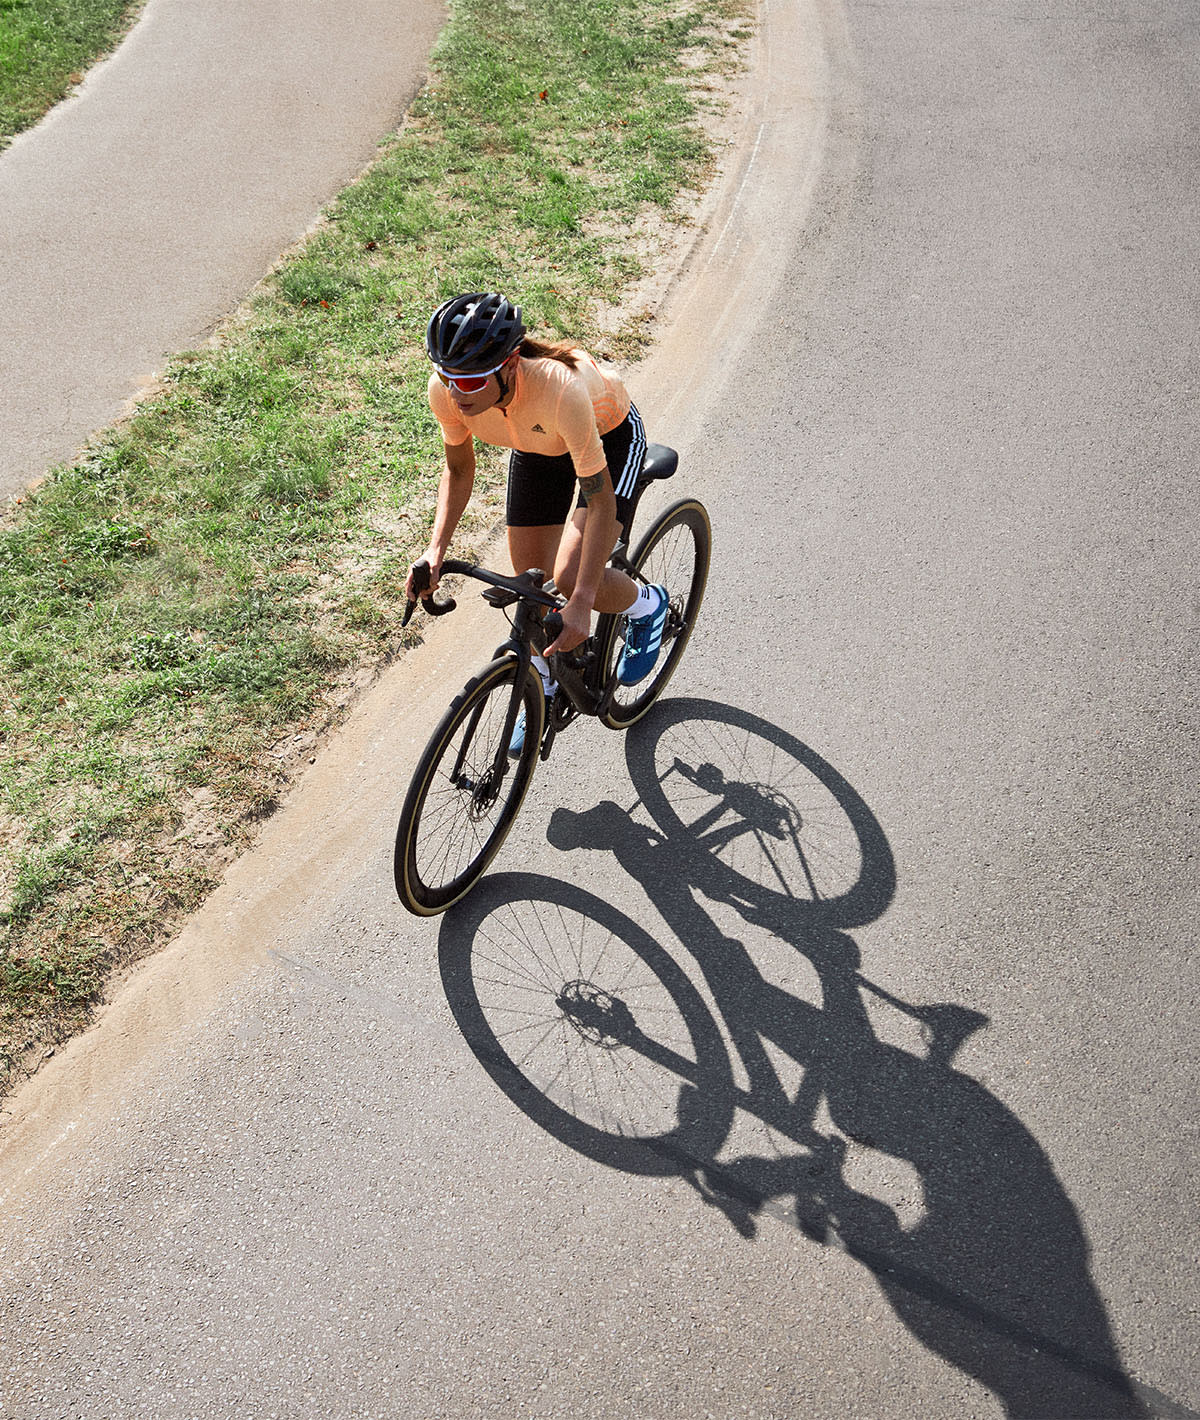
xmin=599 ymin=497 xmax=711 ymax=729
xmin=395 ymin=657 xmax=545 ymax=915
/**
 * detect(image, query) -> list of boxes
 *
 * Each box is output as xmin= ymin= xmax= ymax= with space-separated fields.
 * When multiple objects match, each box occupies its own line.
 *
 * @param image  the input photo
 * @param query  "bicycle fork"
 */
xmin=448 ymin=696 xmax=502 ymax=814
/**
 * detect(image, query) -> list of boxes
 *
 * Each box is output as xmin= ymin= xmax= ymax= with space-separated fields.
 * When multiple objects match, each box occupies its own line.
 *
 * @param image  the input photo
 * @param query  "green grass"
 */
xmin=0 ymin=0 xmax=749 ymax=1085
xmin=0 ymin=0 xmax=143 ymax=146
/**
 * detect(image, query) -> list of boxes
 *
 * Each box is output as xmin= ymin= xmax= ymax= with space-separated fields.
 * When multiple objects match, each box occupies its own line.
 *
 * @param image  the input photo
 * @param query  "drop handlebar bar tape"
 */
xmin=401 ymin=558 xmax=457 ymax=627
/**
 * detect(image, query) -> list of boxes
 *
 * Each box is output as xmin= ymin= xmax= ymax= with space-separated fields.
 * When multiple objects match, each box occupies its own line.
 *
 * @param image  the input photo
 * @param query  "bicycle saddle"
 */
xmin=641 ymin=444 xmax=678 ymax=481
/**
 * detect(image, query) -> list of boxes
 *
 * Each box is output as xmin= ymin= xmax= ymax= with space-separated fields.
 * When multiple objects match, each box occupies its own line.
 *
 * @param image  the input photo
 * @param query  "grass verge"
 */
xmin=0 ymin=0 xmax=751 ymax=1088
xmin=0 ymin=0 xmax=144 ymax=147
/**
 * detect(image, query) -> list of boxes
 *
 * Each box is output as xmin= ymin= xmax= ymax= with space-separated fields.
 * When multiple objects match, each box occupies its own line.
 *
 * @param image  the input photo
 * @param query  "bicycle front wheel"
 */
xmin=599 ymin=498 xmax=711 ymax=729
xmin=395 ymin=657 xmax=545 ymax=916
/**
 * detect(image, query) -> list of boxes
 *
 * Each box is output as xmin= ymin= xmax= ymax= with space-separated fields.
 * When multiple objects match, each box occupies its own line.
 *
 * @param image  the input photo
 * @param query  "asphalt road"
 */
xmin=0 ymin=0 xmax=445 ymax=500
xmin=1 ymin=0 xmax=1197 ymax=1416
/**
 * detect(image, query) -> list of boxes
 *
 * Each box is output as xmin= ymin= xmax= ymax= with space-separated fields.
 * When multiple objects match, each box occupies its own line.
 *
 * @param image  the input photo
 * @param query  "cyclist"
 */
xmin=405 ymin=292 xmax=669 ymax=745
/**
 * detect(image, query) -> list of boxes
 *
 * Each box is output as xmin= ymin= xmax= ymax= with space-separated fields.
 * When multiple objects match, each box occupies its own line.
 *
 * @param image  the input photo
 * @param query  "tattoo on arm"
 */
xmin=578 ymin=472 xmax=605 ymax=504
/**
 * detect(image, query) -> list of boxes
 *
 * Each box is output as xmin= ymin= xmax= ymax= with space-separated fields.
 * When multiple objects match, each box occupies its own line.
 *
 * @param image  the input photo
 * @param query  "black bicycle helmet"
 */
xmin=425 ymin=292 xmax=526 ymax=373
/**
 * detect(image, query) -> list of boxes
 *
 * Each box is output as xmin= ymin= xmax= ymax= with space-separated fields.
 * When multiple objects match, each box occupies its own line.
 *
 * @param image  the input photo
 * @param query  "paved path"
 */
xmin=0 ymin=0 xmax=445 ymax=500
xmin=1 ymin=0 xmax=1198 ymax=1415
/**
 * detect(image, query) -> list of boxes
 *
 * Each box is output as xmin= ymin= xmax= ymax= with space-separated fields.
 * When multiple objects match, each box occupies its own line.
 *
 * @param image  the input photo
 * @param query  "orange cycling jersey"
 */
xmin=428 ymin=351 xmax=631 ymax=479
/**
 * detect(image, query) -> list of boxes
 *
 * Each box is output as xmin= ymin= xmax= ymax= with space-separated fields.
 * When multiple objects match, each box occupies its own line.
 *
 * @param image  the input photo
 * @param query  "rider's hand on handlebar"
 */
xmin=405 ymin=552 xmax=442 ymax=603
xmin=545 ymin=595 xmax=591 ymax=656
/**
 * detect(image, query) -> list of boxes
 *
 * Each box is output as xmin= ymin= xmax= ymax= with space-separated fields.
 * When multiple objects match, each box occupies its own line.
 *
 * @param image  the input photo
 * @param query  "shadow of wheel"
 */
xmin=438 ymin=873 xmax=735 ymax=1176
xmin=624 ymin=698 xmax=897 ymax=931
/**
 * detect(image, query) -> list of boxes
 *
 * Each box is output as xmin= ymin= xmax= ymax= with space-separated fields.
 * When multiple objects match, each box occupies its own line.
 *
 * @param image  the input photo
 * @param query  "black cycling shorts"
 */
xmin=506 ymin=403 xmax=646 ymax=528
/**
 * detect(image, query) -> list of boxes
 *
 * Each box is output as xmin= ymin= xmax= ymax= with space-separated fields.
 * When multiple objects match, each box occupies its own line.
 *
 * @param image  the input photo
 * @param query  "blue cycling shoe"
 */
xmin=617 ymin=584 xmax=669 ymax=685
xmin=508 ymin=695 xmax=550 ymax=758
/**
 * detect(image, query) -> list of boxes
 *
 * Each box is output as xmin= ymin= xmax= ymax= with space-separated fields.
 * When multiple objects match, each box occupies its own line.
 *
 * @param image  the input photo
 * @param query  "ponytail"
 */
xmin=518 ymin=337 xmax=582 ymax=368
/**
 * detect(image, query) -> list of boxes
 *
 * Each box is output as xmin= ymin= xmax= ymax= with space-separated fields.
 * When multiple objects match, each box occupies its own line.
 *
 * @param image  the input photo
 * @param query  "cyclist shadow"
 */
xmin=437 ymin=698 xmax=1148 ymax=1419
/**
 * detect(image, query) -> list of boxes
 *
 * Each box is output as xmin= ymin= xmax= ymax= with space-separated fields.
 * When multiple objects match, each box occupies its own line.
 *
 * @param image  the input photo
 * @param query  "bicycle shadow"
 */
xmin=437 ymin=698 xmax=1152 ymax=1418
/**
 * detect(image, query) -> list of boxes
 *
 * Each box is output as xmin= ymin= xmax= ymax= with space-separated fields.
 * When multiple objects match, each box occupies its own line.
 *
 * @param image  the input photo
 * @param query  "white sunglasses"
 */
xmin=433 ymin=358 xmax=510 ymax=393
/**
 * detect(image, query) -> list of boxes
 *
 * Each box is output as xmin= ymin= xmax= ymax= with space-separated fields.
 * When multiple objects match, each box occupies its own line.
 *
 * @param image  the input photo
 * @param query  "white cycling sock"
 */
xmin=625 ymin=584 xmax=664 ymax=620
xmin=531 ymin=653 xmax=558 ymax=696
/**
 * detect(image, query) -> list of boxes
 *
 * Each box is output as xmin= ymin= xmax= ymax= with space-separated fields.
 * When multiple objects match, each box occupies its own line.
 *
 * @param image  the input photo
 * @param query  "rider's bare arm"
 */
xmin=546 ymin=467 xmax=620 ymax=655
xmin=407 ymin=439 xmax=476 ymax=600
xmin=577 ymin=471 xmax=605 ymax=503
xmin=572 ymin=467 xmax=618 ymax=603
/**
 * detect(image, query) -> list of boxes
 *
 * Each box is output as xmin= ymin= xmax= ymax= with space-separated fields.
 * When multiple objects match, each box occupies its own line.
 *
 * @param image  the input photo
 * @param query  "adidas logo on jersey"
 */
xmin=531 ymin=423 xmax=546 ymax=434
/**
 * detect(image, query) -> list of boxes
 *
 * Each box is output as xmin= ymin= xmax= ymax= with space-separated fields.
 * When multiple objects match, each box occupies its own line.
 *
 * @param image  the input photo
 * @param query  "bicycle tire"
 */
xmin=598 ymin=497 xmax=711 ymax=730
xmin=395 ymin=657 xmax=545 ymax=916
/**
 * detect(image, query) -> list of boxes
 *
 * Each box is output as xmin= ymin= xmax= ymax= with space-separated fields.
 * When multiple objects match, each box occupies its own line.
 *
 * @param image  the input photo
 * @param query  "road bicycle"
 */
xmin=393 ymin=443 xmax=711 ymax=916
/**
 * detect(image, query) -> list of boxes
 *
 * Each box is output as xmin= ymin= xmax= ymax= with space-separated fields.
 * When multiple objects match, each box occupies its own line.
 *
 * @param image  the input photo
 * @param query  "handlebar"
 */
xmin=401 ymin=558 xmax=455 ymax=626
xmin=402 ymin=557 xmax=562 ymax=628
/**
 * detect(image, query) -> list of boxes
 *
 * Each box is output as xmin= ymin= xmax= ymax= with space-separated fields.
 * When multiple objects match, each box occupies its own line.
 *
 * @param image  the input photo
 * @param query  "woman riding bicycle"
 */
xmin=394 ymin=294 xmax=711 ymax=914
xmin=405 ymin=293 xmax=670 ymax=715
